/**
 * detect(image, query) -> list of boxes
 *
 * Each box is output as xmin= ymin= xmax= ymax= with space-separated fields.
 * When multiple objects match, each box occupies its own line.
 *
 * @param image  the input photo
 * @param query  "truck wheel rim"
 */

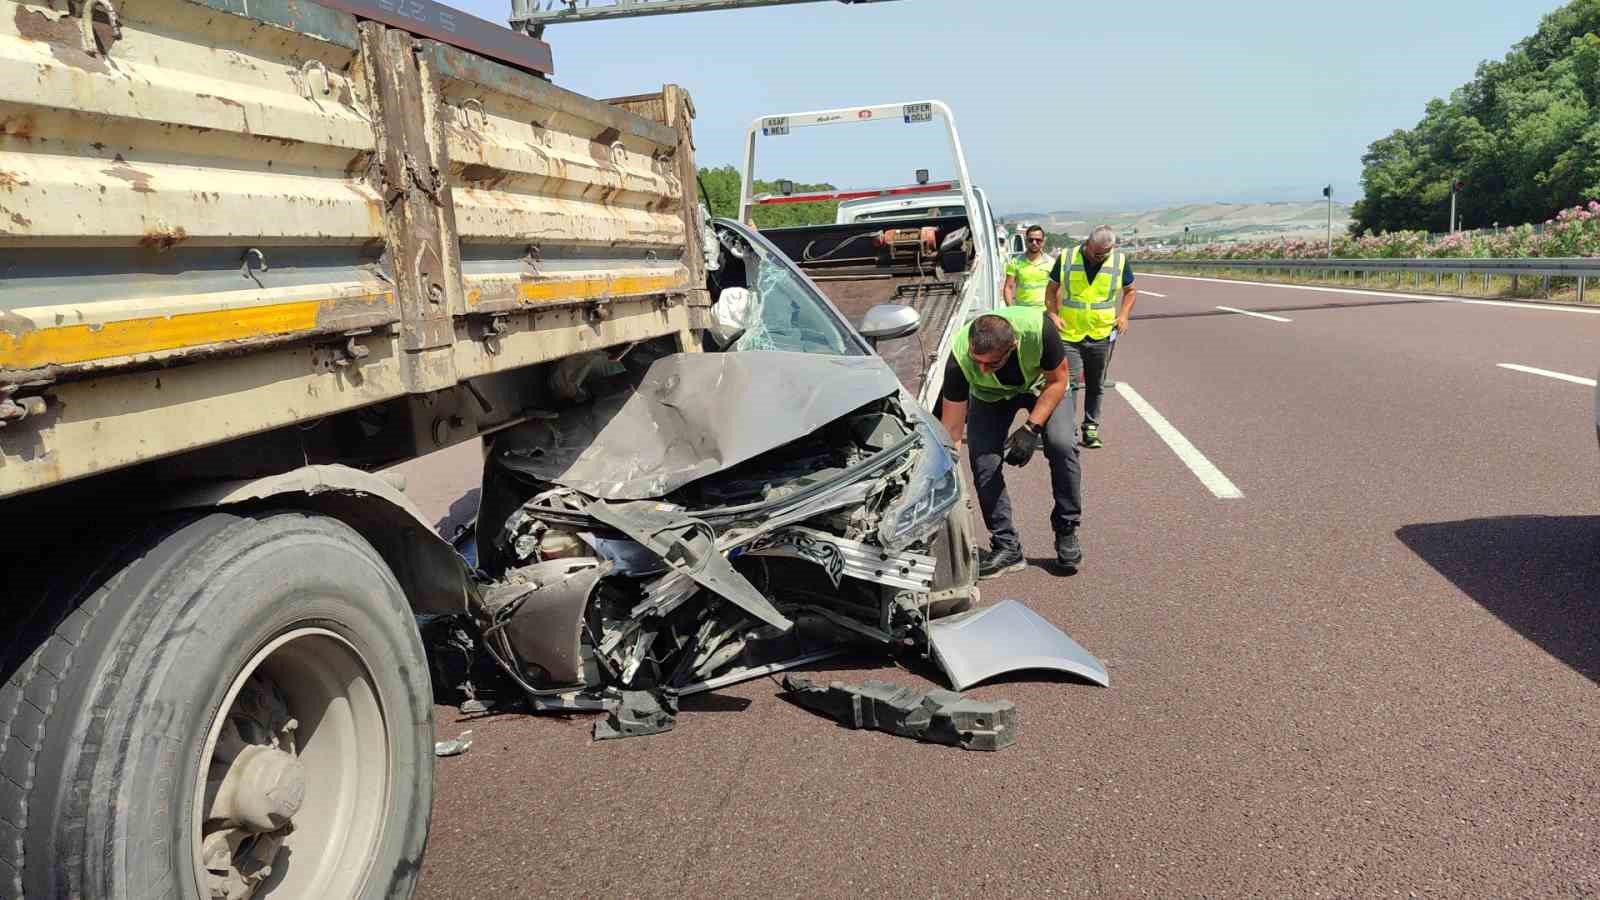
xmin=192 ymin=627 xmax=391 ymax=899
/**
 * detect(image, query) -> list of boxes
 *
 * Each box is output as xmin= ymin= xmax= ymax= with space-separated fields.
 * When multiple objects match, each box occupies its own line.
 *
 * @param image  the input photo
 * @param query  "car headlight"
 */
xmin=878 ymin=416 xmax=962 ymax=551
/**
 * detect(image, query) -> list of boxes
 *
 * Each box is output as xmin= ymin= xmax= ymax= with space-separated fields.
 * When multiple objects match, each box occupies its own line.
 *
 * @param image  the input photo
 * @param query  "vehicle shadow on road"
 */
xmin=679 ymin=693 xmax=753 ymax=713
xmin=1395 ymin=515 xmax=1600 ymax=683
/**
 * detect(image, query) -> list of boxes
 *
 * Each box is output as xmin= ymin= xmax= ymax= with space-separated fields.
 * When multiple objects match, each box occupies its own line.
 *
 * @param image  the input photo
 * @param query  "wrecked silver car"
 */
xmin=443 ymin=220 xmax=1105 ymax=742
xmin=454 ymin=221 xmax=978 ymax=737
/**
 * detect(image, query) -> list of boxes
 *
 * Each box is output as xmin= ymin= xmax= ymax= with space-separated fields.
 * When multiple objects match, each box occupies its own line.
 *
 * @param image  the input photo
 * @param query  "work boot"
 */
xmin=1081 ymin=422 xmax=1104 ymax=449
xmin=1054 ymin=530 xmax=1083 ymax=572
xmin=978 ymin=544 xmax=1025 ymax=579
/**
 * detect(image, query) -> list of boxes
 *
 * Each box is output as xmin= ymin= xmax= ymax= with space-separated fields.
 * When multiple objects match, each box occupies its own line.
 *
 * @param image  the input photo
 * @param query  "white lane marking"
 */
xmin=1216 ymin=305 xmax=1292 ymax=322
xmin=1138 ymin=290 xmax=1167 ymax=297
xmin=1114 ymin=383 xmax=1243 ymax=499
xmin=1496 ymin=363 xmax=1598 ymax=387
xmin=1140 ymin=272 xmax=1600 ymax=315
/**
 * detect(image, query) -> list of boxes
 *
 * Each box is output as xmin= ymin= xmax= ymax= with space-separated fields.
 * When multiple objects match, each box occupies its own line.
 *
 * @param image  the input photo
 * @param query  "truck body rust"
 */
xmin=0 ymin=0 xmax=704 ymax=498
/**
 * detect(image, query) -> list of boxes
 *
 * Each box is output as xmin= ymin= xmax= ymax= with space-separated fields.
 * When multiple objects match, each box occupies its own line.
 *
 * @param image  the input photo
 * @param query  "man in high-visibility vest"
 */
xmin=1004 ymin=225 xmax=1054 ymax=307
xmin=938 ymin=306 xmax=1082 ymax=578
xmin=1045 ymin=225 xmax=1137 ymax=449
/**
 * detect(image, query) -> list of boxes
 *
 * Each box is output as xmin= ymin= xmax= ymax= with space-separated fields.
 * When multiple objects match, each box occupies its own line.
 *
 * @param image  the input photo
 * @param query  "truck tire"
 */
xmin=0 ymin=511 xmax=433 ymax=899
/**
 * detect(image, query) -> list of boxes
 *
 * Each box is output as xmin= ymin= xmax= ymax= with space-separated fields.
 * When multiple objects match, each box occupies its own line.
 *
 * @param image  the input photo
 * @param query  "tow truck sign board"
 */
xmin=760 ymin=102 xmax=937 ymax=131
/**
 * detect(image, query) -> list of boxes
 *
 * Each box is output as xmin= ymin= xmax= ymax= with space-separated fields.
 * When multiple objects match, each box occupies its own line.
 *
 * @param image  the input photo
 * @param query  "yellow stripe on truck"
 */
xmin=0 ymin=293 xmax=395 ymax=370
xmin=513 ymin=273 xmax=687 ymax=304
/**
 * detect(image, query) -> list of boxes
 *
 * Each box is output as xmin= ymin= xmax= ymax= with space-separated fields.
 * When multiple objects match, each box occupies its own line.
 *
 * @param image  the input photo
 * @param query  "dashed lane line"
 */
xmin=1115 ymin=383 xmax=1244 ymax=499
xmin=1216 ymin=305 xmax=1292 ymax=322
xmin=1496 ymin=363 xmax=1598 ymax=387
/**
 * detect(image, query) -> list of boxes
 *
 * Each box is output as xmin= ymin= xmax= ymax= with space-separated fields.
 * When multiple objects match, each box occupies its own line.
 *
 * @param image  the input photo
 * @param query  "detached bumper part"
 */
xmin=593 ymin=690 xmax=677 ymax=741
xmin=781 ymin=675 xmax=1017 ymax=751
xmin=927 ymin=598 xmax=1110 ymax=690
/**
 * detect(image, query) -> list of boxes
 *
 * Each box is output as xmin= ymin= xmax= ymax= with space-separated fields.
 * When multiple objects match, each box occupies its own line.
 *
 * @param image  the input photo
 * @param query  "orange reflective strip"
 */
xmin=0 ymin=293 xmax=394 ymax=369
xmin=513 ymin=273 xmax=687 ymax=305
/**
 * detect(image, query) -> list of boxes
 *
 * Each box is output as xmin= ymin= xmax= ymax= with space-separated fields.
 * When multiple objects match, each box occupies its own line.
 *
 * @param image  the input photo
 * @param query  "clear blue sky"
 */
xmin=450 ymin=0 xmax=1555 ymax=214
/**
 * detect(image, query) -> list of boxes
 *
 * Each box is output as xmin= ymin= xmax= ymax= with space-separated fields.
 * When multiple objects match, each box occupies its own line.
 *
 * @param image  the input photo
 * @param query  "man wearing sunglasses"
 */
xmin=1004 ymin=225 xmax=1054 ymax=308
xmin=1045 ymin=225 xmax=1137 ymax=450
xmin=939 ymin=307 xmax=1082 ymax=578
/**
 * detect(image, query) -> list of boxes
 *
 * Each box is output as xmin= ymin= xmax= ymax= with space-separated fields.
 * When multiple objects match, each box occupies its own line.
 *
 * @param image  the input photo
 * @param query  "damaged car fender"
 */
xmin=928 ymin=598 xmax=1111 ymax=691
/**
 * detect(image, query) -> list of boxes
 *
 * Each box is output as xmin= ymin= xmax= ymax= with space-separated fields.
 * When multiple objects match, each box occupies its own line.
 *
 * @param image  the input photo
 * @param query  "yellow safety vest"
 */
xmin=1006 ymin=252 xmax=1054 ymax=307
xmin=953 ymin=306 xmax=1048 ymax=403
xmin=1055 ymin=245 xmax=1125 ymax=342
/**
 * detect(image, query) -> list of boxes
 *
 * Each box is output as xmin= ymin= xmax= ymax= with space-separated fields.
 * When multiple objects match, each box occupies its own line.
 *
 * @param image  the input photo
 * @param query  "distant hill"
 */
xmin=1003 ymin=201 xmax=1354 ymax=245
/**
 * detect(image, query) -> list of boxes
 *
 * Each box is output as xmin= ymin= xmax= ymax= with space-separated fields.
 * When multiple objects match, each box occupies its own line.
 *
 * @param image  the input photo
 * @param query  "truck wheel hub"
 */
xmin=223 ymin=744 xmax=307 ymax=831
xmin=193 ymin=629 xmax=391 ymax=900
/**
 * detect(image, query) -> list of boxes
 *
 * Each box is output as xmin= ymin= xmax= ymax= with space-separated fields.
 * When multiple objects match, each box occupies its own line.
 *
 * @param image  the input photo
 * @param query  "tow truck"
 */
xmin=736 ymin=99 xmax=1005 ymax=408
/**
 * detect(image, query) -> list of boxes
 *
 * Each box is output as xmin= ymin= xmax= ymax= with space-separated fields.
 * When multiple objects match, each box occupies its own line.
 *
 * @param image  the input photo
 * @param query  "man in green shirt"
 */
xmin=1004 ymin=225 xmax=1054 ymax=307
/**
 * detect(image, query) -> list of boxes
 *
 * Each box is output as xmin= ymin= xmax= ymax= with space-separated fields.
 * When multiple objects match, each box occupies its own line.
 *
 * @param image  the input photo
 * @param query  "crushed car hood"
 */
xmin=498 ymin=352 xmax=903 ymax=501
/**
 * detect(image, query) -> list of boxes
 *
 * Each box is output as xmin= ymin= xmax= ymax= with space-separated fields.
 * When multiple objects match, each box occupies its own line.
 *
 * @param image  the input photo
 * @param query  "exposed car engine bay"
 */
xmin=459 ymin=350 xmax=972 ymax=738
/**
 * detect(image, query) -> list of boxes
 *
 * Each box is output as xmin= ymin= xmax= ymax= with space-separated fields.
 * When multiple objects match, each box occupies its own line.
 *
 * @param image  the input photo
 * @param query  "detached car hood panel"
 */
xmin=499 ymin=351 xmax=903 ymax=501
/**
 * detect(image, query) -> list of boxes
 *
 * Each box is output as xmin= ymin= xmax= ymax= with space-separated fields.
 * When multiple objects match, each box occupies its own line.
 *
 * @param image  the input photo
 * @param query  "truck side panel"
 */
xmin=0 ymin=0 xmax=702 ymax=498
xmin=0 ymin=0 xmax=390 ymax=374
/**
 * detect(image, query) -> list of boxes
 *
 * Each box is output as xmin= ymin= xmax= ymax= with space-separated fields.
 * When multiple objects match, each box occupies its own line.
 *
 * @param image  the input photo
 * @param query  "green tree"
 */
xmin=696 ymin=164 xmax=841 ymax=227
xmin=1352 ymin=0 xmax=1600 ymax=233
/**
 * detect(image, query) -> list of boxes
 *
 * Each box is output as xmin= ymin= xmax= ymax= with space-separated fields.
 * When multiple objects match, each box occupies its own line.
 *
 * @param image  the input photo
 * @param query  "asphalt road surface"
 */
xmin=396 ymin=273 xmax=1600 ymax=896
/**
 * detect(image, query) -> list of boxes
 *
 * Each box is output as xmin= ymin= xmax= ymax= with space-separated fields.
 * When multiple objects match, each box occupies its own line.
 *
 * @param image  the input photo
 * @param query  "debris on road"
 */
xmin=781 ymin=675 xmax=1018 ymax=751
xmin=593 ymin=690 xmax=678 ymax=741
xmin=434 ymin=730 xmax=474 ymax=758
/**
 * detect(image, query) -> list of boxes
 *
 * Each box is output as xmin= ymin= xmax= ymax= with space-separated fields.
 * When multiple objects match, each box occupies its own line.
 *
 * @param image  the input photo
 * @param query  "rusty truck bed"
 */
xmin=0 ymin=0 xmax=706 ymax=498
xmin=813 ymin=274 xmax=964 ymax=399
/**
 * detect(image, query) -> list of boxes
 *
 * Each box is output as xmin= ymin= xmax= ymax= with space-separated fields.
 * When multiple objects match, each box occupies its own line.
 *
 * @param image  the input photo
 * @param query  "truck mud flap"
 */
xmin=927 ymin=599 xmax=1109 ymax=690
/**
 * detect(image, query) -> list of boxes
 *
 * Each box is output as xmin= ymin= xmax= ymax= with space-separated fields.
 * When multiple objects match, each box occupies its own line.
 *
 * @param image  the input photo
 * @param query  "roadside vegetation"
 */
xmin=698 ymin=164 xmax=839 ymax=227
xmin=1350 ymin=1 xmax=1600 ymax=235
xmin=1142 ymin=202 xmax=1600 ymax=304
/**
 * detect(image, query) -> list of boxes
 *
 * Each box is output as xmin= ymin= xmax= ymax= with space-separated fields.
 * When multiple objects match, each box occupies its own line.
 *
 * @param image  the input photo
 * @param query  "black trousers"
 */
xmin=966 ymin=393 xmax=1081 ymax=552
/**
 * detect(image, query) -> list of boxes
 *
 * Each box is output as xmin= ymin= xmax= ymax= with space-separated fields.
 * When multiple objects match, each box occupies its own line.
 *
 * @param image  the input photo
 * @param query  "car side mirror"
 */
xmin=859 ymin=303 xmax=921 ymax=346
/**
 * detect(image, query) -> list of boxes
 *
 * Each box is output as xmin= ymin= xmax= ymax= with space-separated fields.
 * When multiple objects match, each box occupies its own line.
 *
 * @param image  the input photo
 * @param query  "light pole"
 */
xmin=1322 ymin=183 xmax=1332 ymax=257
xmin=1450 ymin=178 xmax=1463 ymax=233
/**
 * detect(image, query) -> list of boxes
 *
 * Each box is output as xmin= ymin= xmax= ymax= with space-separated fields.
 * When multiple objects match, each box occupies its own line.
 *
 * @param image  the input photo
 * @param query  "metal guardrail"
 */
xmin=1140 ymin=256 xmax=1600 ymax=301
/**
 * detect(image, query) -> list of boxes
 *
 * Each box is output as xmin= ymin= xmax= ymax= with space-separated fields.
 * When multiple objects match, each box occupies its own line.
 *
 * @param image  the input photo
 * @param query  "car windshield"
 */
xmin=725 ymin=228 xmax=864 ymax=357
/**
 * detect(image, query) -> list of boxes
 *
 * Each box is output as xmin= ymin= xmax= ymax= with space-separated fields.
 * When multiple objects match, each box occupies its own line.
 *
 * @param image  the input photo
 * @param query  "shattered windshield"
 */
xmin=731 ymin=237 xmax=863 ymax=357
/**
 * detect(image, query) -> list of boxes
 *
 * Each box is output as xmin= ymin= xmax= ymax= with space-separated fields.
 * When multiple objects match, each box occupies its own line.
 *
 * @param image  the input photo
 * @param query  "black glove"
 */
xmin=1002 ymin=422 xmax=1041 ymax=466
